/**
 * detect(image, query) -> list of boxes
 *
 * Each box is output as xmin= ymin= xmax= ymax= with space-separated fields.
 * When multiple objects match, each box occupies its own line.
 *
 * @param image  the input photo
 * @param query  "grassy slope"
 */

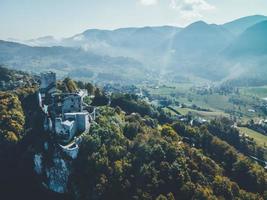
xmin=175 ymin=107 xmax=229 ymax=119
xmin=240 ymin=85 xmax=267 ymax=98
xmin=148 ymin=85 xmax=263 ymax=121
xmin=238 ymin=127 xmax=267 ymax=147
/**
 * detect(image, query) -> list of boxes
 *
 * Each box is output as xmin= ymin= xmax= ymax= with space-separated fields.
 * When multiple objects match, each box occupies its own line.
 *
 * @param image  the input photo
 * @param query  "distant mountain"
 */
xmin=168 ymin=21 xmax=235 ymax=80
xmin=221 ymin=20 xmax=267 ymax=86
xmin=61 ymin=26 xmax=181 ymax=63
xmin=0 ymin=40 xmax=144 ymax=83
xmin=26 ymin=36 xmax=60 ymax=46
xmin=226 ymin=20 xmax=267 ymax=56
xmin=172 ymin=21 xmax=234 ymax=56
xmin=6 ymin=36 xmax=60 ymax=47
xmin=62 ymin=26 xmax=180 ymax=47
xmin=21 ymin=26 xmax=181 ymax=52
xmin=3 ymin=15 xmax=267 ymax=86
xmin=223 ymin=15 xmax=267 ymax=36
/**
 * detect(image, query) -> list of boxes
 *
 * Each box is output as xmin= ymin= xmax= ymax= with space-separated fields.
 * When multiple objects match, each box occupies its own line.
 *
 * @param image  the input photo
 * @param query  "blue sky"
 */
xmin=1 ymin=0 xmax=267 ymax=40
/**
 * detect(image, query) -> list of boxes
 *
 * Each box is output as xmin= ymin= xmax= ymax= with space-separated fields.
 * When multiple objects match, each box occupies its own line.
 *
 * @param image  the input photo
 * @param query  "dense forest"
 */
xmin=0 ymin=67 xmax=267 ymax=200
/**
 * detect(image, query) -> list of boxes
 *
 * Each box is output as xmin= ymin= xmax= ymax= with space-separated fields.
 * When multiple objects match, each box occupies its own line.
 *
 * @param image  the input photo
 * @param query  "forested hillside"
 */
xmin=71 ymin=106 xmax=266 ymax=199
xmin=0 ymin=67 xmax=266 ymax=200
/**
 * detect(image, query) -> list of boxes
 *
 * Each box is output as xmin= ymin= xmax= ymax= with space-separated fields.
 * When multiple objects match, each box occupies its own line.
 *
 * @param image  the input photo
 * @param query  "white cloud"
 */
xmin=139 ymin=0 xmax=158 ymax=6
xmin=137 ymin=0 xmax=215 ymax=21
xmin=170 ymin=0 xmax=215 ymax=19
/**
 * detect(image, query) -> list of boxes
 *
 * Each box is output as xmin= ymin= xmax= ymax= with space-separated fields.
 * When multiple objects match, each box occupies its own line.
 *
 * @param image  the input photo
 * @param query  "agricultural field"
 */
xmin=240 ymin=85 xmax=267 ymax=98
xmin=146 ymin=83 xmax=192 ymax=96
xmin=238 ymin=127 xmax=267 ymax=147
xmin=175 ymin=107 xmax=229 ymax=120
xmin=146 ymin=84 xmax=267 ymax=122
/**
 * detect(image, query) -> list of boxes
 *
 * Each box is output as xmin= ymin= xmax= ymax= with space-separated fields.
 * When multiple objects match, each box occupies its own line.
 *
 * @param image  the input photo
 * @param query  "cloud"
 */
xmin=139 ymin=0 xmax=158 ymax=6
xmin=137 ymin=0 xmax=215 ymax=21
xmin=170 ymin=0 xmax=215 ymax=19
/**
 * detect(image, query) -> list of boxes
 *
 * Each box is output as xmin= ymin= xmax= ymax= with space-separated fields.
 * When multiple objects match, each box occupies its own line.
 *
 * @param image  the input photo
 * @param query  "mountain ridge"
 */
xmin=226 ymin=20 xmax=267 ymax=56
xmin=1 ymin=15 xmax=267 ymax=86
xmin=223 ymin=14 xmax=267 ymax=35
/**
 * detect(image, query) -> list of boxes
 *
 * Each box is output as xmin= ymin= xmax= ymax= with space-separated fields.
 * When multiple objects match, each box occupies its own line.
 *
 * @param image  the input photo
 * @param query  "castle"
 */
xmin=34 ymin=72 xmax=95 ymax=193
xmin=39 ymin=72 xmax=92 ymax=148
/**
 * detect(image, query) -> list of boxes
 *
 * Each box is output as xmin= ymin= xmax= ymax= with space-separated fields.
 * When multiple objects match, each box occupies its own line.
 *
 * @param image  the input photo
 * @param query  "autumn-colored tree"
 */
xmin=0 ymin=92 xmax=25 ymax=143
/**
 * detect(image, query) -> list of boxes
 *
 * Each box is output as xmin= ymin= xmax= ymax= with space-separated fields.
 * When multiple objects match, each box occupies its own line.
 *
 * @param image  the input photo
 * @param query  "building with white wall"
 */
xmin=61 ymin=90 xmax=88 ymax=113
xmin=55 ymin=117 xmax=77 ymax=142
xmin=64 ymin=112 xmax=90 ymax=133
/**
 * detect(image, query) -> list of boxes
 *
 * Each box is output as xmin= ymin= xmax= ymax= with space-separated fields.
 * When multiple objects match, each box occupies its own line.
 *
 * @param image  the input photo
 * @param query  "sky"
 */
xmin=1 ymin=0 xmax=267 ymax=40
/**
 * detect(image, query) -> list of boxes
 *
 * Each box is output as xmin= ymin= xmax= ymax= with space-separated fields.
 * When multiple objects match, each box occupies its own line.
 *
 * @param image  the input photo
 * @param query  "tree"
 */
xmin=63 ymin=77 xmax=78 ymax=93
xmin=212 ymin=176 xmax=239 ymax=200
xmin=0 ymin=92 xmax=25 ymax=143
xmin=92 ymin=88 xmax=109 ymax=106
xmin=85 ymin=82 xmax=95 ymax=95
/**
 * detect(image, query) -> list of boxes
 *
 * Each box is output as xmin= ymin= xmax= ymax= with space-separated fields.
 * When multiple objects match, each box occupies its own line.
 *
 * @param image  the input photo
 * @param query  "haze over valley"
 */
xmin=2 ymin=15 xmax=267 ymax=86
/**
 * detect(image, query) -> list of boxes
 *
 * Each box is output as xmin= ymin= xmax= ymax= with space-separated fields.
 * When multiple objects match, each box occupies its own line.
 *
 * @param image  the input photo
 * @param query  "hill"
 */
xmin=2 ymin=15 xmax=267 ymax=86
xmin=61 ymin=26 xmax=181 ymax=67
xmin=169 ymin=21 xmax=234 ymax=80
xmin=226 ymin=20 xmax=267 ymax=56
xmin=223 ymin=15 xmax=267 ymax=36
xmin=172 ymin=21 xmax=234 ymax=56
xmin=0 ymin=40 xmax=144 ymax=84
xmin=0 ymin=68 xmax=266 ymax=199
xmin=221 ymin=20 xmax=267 ymax=86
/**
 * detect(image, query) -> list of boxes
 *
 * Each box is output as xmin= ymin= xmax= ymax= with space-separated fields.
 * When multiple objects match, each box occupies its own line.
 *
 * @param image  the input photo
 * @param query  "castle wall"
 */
xmin=77 ymin=113 xmax=90 ymax=132
xmin=62 ymin=95 xmax=82 ymax=113
xmin=40 ymin=72 xmax=56 ymax=90
xmin=64 ymin=112 xmax=90 ymax=133
xmin=59 ymin=143 xmax=79 ymax=159
xmin=55 ymin=118 xmax=77 ymax=142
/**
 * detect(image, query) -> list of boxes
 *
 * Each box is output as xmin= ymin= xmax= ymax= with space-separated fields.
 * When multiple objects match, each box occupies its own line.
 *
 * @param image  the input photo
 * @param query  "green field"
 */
xmin=175 ymin=107 xmax=229 ymax=119
xmin=147 ymin=84 xmax=192 ymax=96
xmin=240 ymin=85 xmax=267 ymax=98
xmin=148 ymin=84 xmax=265 ymax=122
xmin=238 ymin=127 xmax=267 ymax=147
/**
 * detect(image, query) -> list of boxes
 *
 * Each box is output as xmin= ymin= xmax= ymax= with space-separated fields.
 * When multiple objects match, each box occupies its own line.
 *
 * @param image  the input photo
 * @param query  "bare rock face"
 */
xmin=34 ymin=154 xmax=43 ymax=174
xmin=34 ymin=144 xmax=74 ymax=193
xmin=44 ymin=152 xmax=70 ymax=193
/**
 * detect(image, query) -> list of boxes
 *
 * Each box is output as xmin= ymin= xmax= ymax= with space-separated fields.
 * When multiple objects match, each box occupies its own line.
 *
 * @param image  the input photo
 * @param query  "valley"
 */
xmin=131 ymin=82 xmax=267 ymax=148
xmin=1 ymin=66 xmax=267 ymax=199
xmin=1 ymin=5 xmax=267 ymax=199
